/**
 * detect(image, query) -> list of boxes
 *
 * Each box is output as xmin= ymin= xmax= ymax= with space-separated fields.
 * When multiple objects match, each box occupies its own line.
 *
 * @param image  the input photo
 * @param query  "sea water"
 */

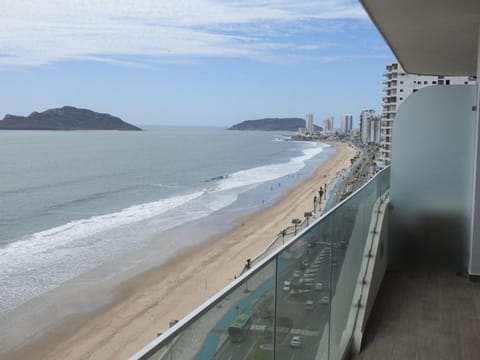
xmin=0 ymin=126 xmax=334 ymax=347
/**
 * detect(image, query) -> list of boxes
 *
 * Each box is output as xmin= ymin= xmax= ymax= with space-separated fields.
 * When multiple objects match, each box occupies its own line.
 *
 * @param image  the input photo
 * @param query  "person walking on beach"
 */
xmin=314 ymin=196 xmax=317 ymax=211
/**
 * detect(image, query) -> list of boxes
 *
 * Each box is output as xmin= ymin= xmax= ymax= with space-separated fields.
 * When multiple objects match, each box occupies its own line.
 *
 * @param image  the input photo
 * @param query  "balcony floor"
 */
xmin=351 ymin=268 xmax=480 ymax=360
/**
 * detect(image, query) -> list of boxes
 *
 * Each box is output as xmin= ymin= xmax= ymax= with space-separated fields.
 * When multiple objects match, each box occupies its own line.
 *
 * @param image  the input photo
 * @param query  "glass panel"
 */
xmin=391 ymin=85 xmax=476 ymax=271
xmin=274 ymin=216 xmax=332 ymax=359
xmin=329 ymin=184 xmax=367 ymax=359
xmin=136 ymin=169 xmax=391 ymax=360
xmin=145 ymin=260 xmax=276 ymax=360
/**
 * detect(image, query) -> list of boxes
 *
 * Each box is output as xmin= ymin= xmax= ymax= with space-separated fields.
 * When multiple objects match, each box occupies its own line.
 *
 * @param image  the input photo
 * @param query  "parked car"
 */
xmin=290 ymin=335 xmax=302 ymax=348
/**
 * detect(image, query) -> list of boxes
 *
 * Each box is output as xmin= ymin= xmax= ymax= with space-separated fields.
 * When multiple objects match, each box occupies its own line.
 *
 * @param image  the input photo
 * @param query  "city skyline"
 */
xmin=0 ymin=0 xmax=393 ymax=126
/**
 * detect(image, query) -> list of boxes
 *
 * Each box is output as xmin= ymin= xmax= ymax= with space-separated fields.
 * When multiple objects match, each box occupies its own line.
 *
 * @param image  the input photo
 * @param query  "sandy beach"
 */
xmin=6 ymin=141 xmax=357 ymax=360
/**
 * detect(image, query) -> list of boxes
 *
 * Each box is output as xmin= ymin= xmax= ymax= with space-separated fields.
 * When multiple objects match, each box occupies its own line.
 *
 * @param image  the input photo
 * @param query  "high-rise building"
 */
xmin=340 ymin=114 xmax=353 ymax=134
xmin=380 ymin=62 xmax=475 ymax=166
xmin=305 ymin=113 xmax=314 ymax=134
xmin=370 ymin=115 xmax=381 ymax=143
xmin=360 ymin=110 xmax=381 ymax=144
xmin=323 ymin=116 xmax=334 ymax=134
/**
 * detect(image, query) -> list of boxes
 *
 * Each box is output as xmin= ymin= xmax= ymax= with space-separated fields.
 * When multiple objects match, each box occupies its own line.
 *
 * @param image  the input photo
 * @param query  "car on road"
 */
xmin=290 ymin=335 xmax=302 ymax=348
xmin=283 ymin=280 xmax=291 ymax=292
xmin=314 ymin=282 xmax=324 ymax=291
xmin=320 ymin=295 xmax=330 ymax=304
xmin=304 ymin=300 xmax=314 ymax=310
xmin=293 ymin=270 xmax=302 ymax=278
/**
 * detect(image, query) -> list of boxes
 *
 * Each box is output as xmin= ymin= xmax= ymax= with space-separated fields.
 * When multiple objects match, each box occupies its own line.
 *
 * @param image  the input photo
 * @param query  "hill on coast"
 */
xmin=0 ymin=106 xmax=142 ymax=131
xmin=228 ymin=118 xmax=322 ymax=132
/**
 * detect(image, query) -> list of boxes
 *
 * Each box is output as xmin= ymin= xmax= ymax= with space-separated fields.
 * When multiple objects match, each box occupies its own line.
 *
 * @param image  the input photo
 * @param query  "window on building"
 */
xmin=433 ymin=81 xmax=437 ymax=84
xmin=446 ymin=80 xmax=450 ymax=85
xmin=399 ymin=97 xmax=403 ymax=100
xmin=438 ymin=80 xmax=444 ymax=85
xmin=424 ymin=81 xmax=428 ymax=84
xmin=400 ymin=89 xmax=403 ymax=92
xmin=400 ymin=81 xmax=404 ymax=84
xmin=413 ymin=89 xmax=418 ymax=92
xmin=465 ymin=81 xmax=468 ymax=85
xmin=438 ymin=75 xmax=444 ymax=79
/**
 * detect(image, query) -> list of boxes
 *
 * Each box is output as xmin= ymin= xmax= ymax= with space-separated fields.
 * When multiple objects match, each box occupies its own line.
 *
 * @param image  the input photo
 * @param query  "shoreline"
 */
xmin=4 ymin=141 xmax=357 ymax=360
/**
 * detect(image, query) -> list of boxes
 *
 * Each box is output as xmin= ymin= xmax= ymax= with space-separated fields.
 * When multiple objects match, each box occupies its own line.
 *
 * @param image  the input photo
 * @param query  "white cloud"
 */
xmin=0 ymin=0 xmax=367 ymax=66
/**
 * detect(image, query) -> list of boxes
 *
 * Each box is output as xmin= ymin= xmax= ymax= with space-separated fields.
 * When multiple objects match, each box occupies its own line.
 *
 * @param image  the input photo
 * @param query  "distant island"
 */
xmin=228 ymin=118 xmax=322 ymax=132
xmin=0 ymin=106 xmax=141 ymax=131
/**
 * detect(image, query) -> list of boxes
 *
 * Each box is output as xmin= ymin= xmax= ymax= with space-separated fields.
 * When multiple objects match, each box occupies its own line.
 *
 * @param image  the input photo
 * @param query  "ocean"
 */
xmin=0 ymin=126 xmax=333 ymax=349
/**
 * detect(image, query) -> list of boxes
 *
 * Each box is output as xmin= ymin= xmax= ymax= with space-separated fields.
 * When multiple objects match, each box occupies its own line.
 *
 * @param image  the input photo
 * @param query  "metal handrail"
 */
xmin=130 ymin=166 xmax=391 ymax=360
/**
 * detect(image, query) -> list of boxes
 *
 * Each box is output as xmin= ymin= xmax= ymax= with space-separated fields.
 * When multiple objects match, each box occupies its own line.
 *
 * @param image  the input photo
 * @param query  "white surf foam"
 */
xmin=1 ymin=190 xmax=205 ymax=258
xmin=214 ymin=142 xmax=327 ymax=192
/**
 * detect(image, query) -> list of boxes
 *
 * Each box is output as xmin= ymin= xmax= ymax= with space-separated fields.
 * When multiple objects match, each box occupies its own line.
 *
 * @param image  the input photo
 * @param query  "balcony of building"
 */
xmin=382 ymin=104 xmax=397 ymax=110
xmin=378 ymin=155 xmax=390 ymax=164
xmin=379 ymin=143 xmax=391 ymax=151
xmin=352 ymin=1 xmax=480 ymax=359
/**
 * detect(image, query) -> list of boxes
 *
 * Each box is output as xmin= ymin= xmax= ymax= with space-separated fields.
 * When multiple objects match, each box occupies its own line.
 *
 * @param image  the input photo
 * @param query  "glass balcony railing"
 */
xmin=131 ymin=168 xmax=391 ymax=360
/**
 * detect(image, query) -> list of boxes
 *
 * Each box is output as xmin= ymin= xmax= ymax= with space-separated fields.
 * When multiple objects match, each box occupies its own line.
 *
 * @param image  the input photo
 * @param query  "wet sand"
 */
xmin=5 ymin=141 xmax=357 ymax=360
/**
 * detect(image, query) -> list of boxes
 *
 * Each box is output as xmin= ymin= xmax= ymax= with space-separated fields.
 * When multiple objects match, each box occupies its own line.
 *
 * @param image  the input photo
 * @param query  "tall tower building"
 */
xmin=341 ymin=114 xmax=353 ymax=134
xmin=323 ymin=116 xmax=334 ymax=134
xmin=360 ymin=110 xmax=381 ymax=144
xmin=380 ymin=62 xmax=476 ymax=166
xmin=305 ymin=113 xmax=314 ymax=134
xmin=370 ymin=115 xmax=381 ymax=143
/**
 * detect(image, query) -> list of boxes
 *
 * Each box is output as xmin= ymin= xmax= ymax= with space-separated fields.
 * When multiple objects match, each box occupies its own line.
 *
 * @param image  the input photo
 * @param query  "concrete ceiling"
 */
xmin=360 ymin=0 xmax=480 ymax=76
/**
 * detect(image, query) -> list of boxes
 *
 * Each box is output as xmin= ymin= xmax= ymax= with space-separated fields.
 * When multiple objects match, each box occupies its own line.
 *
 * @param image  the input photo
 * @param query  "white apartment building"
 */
xmin=380 ymin=62 xmax=476 ymax=166
xmin=370 ymin=116 xmax=381 ymax=143
xmin=340 ymin=114 xmax=353 ymax=134
xmin=323 ymin=116 xmax=334 ymax=134
xmin=360 ymin=109 xmax=381 ymax=144
xmin=305 ymin=113 xmax=314 ymax=134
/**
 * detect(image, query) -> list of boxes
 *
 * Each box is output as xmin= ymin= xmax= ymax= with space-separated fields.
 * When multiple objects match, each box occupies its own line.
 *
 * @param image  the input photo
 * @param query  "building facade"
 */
xmin=305 ymin=113 xmax=314 ymax=134
xmin=323 ymin=116 xmax=334 ymax=134
xmin=340 ymin=114 xmax=353 ymax=134
xmin=360 ymin=109 xmax=381 ymax=144
xmin=380 ymin=62 xmax=476 ymax=166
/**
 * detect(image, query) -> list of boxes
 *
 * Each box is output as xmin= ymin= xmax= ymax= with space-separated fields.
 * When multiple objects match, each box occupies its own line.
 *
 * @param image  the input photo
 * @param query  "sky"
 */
xmin=0 ymin=0 xmax=394 ymax=127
